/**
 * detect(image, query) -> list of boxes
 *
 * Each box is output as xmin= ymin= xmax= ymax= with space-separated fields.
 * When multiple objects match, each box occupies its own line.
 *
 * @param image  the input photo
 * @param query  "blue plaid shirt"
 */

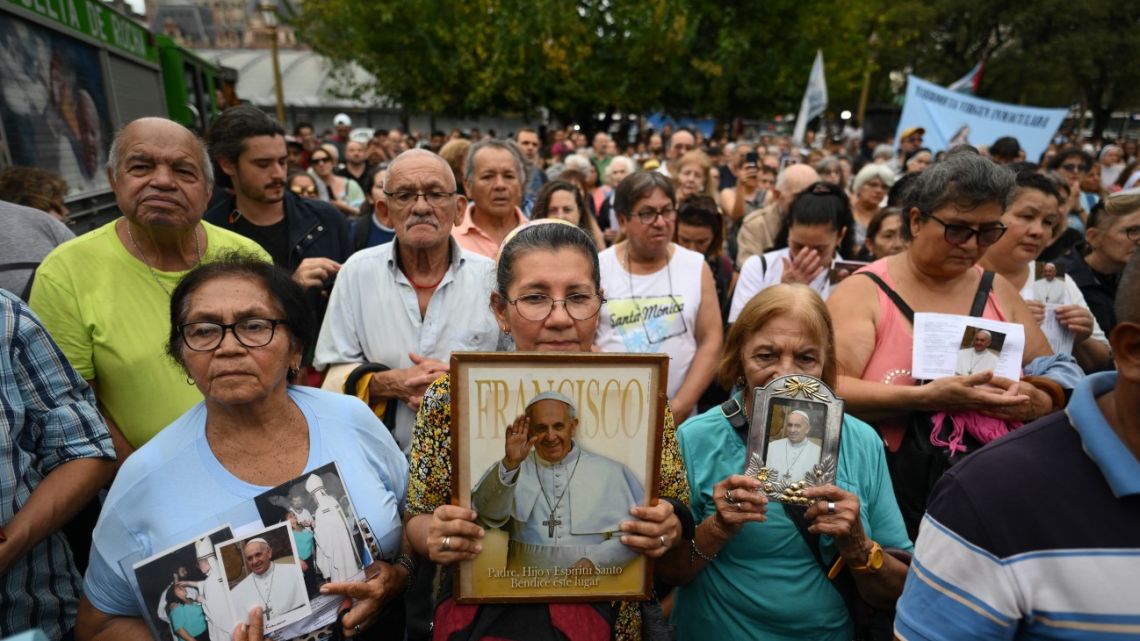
xmin=0 ymin=290 xmax=114 ymax=638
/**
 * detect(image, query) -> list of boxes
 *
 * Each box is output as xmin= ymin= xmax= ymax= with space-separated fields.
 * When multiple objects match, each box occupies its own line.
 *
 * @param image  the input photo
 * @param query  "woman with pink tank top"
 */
xmin=826 ymin=152 xmax=1058 ymax=535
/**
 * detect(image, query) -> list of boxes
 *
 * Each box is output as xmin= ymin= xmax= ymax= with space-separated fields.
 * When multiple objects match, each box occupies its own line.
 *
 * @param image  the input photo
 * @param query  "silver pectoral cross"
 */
xmin=543 ymin=516 xmax=562 ymax=537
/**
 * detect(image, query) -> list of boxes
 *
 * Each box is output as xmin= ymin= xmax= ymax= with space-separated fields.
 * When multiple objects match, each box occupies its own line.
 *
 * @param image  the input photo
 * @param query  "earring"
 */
xmin=186 ymin=376 xmax=196 ymax=385
xmin=288 ymin=366 xmax=300 ymax=380
xmin=501 ymin=327 xmax=511 ymax=335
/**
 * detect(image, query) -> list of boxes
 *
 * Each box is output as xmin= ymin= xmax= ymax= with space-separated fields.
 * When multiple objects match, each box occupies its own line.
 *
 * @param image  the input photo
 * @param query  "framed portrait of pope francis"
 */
xmin=743 ymin=374 xmax=844 ymax=506
xmin=450 ymin=351 xmax=669 ymax=603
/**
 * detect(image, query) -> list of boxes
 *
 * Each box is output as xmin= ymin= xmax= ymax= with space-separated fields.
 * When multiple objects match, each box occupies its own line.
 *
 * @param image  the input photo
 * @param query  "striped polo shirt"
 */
xmin=895 ymin=371 xmax=1140 ymax=640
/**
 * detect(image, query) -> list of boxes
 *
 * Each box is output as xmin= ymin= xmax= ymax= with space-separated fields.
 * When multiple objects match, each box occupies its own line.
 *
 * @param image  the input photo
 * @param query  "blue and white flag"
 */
xmin=895 ymin=75 xmax=1066 ymax=163
xmin=792 ymin=50 xmax=827 ymax=145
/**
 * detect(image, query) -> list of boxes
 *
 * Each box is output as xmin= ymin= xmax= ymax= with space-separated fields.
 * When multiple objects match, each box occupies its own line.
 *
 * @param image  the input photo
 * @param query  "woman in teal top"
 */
xmin=166 ymin=584 xmax=208 ymax=641
xmin=670 ymin=284 xmax=913 ymax=641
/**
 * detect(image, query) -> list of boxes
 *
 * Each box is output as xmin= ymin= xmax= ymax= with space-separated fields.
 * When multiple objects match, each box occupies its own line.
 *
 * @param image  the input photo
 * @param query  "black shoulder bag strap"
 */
xmin=859 ymin=272 xmax=915 ymax=323
xmin=860 ymin=270 xmax=995 ymax=323
xmin=970 ymin=270 xmax=995 ymax=317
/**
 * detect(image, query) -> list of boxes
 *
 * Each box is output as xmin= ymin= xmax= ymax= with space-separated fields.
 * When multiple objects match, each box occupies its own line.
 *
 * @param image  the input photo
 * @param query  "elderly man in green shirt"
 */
xmin=30 ymin=117 xmax=269 ymax=461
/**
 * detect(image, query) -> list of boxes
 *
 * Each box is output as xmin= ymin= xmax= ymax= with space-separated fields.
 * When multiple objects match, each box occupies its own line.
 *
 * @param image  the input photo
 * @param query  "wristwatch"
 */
xmin=850 ymin=541 xmax=883 ymax=574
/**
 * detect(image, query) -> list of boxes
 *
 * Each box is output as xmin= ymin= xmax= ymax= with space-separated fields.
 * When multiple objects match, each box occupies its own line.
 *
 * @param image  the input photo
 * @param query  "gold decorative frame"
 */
xmin=743 ymin=375 xmax=844 ymax=505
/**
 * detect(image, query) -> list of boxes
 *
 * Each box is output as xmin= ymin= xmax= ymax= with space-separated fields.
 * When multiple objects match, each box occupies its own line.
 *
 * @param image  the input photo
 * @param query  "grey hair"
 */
xmin=872 ymin=144 xmax=895 ymax=161
xmin=106 ymin=118 xmax=214 ymax=186
xmin=853 ymin=163 xmax=896 ymax=193
xmin=604 ymin=156 xmax=636 ymax=184
xmin=564 ymin=153 xmax=593 ymax=174
xmin=463 ymin=138 xmax=525 ymax=186
xmin=898 ymin=151 xmax=1016 ymax=241
xmin=613 ymin=171 xmax=675 ymax=218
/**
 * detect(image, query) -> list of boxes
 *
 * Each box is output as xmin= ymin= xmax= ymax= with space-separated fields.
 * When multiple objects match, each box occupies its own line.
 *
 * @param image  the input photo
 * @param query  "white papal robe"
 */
xmin=310 ymin=492 xmax=361 ymax=582
xmin=766 ymin=438 xmax=822 ymax=482
xmin=471 ymin=444 xmax=644 ymax=570
xmin=229 ymin=562 xmax=306 ymax=620
xmin=956 ymin=347 xmax=999 ymax=375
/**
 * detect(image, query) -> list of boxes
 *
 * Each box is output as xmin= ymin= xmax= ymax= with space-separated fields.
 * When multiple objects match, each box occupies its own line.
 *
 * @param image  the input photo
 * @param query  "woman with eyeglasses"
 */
xmin=405 ymin=220 xmax=692 ymax=641
xmin=1056 ymin=189 xmax=1140 ymax=336
xmin=78 ymin=254 xmax=410 ymax=641
xmin=827 ymin=151 xmax=1056 ymax=535
xmin=594 ymin=172 xmax=724 ymax=421
xmin=728 ymin=181 xmax=854 ymax=323
xmin=309 ymin=147 xmax=364 ymax=217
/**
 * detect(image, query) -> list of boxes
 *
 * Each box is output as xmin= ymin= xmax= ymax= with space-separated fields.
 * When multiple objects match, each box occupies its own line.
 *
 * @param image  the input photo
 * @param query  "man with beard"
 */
xmin=204 ymin=105 xmax=353 ymax=328
xmin=314 ymin=149 xmax=499 ymax=451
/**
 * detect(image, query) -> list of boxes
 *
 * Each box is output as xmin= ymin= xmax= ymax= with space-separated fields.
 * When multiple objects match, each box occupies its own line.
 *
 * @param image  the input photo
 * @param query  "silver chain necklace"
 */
xmin=783 ymin=441 xmax=809 ymax=480
xmin=534 ymin=447 xmax=583 ymax=538
xmin=125 ymin=221 xmax=202 ymax=296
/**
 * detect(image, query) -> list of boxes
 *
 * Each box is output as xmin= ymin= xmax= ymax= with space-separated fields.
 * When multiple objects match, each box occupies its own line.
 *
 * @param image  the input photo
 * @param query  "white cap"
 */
xmin=525 ymin=390 xmax=577 ymax=418
xmin=304 ymin=473 xmax=325 ymax=493
xmin=195 ymin=537 xmax=215 ymax=560
xmin=333 ymin=113 xmax=352 ymax=126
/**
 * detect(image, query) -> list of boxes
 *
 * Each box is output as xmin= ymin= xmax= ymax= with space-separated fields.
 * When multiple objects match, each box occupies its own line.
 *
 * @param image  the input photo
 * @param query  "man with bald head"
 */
xmin=30 ymin=117 xmax=268 ymax=457
xmin=895 ymin=251 xmax=1140 ymax=640
xmin=314 ymin=149 xmax=500 ymax=450
xmin=735 ymin=163 xmax=820 ymax=267
xmin=229 ymin=538 xmax=306 ymax=621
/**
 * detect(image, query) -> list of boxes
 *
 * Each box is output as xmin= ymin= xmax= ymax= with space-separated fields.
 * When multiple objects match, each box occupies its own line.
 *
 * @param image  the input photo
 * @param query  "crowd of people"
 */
xmin=2 ymin=106 xmax=1139 ymax=641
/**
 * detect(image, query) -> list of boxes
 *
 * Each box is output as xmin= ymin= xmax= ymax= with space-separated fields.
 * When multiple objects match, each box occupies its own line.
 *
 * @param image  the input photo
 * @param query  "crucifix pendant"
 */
xmin=543 ymin=516 xmax=562 ymax=537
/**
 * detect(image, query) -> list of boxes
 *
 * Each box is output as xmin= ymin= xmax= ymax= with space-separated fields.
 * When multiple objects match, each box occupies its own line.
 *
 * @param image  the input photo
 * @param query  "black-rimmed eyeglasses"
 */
xmin=632 ymin=206 xmax=677 ymax=225
xmin=926 ymin=213 xmax=1007 ymax=246
xmin=180 ymin=318 xmax=288 ymax=352
xmin=507 ymin=293 xmax=605 ymax=321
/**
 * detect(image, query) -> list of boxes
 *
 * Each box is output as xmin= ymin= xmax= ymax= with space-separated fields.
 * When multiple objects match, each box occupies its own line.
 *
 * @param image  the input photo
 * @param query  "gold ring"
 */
xmin=441 ymin=536 xmax=452 ymax=552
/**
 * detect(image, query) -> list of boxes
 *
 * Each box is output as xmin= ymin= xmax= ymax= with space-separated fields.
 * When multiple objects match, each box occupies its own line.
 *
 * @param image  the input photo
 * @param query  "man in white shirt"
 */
xmin=314 ymin=149 xmax=500 ymax=450
xmin=956 ymin=330 xmax=1000 ymax=375
xmin=229 ymin=539 xmax=306 ymax=621
xmin=766 ymin=410 xmax=822 ymax=482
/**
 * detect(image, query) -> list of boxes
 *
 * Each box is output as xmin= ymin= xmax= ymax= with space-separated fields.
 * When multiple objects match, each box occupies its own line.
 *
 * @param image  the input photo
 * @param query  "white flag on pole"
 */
xmin=793 ymin=50 xmax=828 ymax=145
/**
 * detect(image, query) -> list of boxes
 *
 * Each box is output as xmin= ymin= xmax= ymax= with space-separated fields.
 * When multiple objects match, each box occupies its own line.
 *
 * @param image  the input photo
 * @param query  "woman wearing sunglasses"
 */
xmin=309 ymin=147 xmax=364 ymax=217
xmin=287 ymin=172 xmax=320 ymax=199
xmin=827 ymin=151 xmax=1057 ymax=535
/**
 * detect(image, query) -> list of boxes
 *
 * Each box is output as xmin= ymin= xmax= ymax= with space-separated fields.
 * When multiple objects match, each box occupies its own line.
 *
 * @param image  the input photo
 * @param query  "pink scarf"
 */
xmin=929 ymin=410 xmax=1022 ymax=456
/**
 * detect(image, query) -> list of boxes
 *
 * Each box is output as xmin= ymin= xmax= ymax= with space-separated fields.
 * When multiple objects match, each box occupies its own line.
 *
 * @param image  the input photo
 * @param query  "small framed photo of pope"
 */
xmin=744 ymin=374 xmax=844 ymax=506
xmin=450 ymin=351 xmax=668 ymax=603
xmin=214 ymin=523 xmax=312 ymax=633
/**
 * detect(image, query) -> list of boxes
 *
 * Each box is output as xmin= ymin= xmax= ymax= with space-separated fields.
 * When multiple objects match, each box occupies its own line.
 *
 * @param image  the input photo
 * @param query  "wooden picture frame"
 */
xmin=450 ymin=351 xmax=668 ymax=603
xmin=743 ymin=374 xmax=844 ymax=505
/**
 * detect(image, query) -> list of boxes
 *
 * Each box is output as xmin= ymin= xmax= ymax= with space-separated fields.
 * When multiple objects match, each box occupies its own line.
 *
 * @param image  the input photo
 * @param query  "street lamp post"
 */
xmin=260 ymin=2 xmax=286 ymax=124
